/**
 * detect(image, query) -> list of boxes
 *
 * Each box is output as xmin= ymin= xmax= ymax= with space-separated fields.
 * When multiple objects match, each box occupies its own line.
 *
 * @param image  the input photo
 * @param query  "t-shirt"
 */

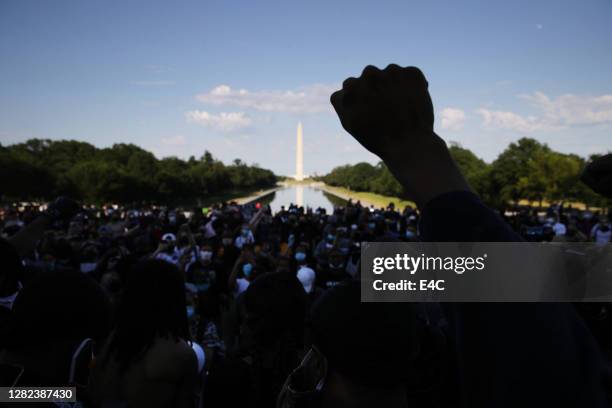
xmin=419 ymin=191 xmax=606 ymax=407
xmin=233 ymin=278 xmax=250 ymax=296
xmin=155 ymin=248 xmax=181 ymax=265
xmin=553 ymin=222 xmax=567 ymax=236
xmin=591 ymin=224 xmax=612 ymax=245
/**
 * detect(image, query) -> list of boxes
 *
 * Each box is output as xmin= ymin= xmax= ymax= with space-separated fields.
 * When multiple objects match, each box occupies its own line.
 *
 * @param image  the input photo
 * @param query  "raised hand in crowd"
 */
xmin=581 ymin=154 xmax=612 ymax=198
xmin=331 ymin=65 xmax=470 ymax=206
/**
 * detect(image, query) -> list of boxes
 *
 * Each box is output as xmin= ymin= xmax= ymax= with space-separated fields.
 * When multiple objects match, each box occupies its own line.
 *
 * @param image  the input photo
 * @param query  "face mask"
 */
xmin=405 ymin=230 xmax=416 ymax=238
xmin=295 ymin=252 xmax=306 ymax=262
xmin=327 ymin=234 xmax=334 ymax=242
xmin=186 ymin=306 xmax=195 ymax=319
xmin=201 ymin=251 xmax=213 ymax=261
xmin=351 ymin=224 xmax=358 ymax=230
xmin=222 ymin=238 xmax=233 ymax=246
xmin=242 ymin=229 xmax=250 ymax=236
xmin=368 ymin=222 xmax=376 ymax=230
xmin=243 ymin=263 xmax=253 ymax=278
xmin=80 ymin=262 xmax=97 ymax=274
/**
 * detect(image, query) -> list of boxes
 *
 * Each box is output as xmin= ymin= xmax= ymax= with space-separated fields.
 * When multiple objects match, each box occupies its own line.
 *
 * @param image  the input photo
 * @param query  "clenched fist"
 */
xmin=330 ymin=64 xmax=435 ymax=159
xmin=581 ymin=154 xmax=612 ymax=198
xmin=331 ymin=64 xmax=470 ymax=206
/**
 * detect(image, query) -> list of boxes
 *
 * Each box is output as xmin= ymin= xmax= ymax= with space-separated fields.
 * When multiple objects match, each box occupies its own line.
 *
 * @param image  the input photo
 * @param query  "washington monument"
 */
xmin=295 ymin=121 xmax=304 ymax=181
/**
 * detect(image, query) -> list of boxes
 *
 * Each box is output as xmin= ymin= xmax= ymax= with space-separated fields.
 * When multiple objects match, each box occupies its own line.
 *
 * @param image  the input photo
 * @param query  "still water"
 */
xmin=258 ymin=185 xmax=346 ymax=214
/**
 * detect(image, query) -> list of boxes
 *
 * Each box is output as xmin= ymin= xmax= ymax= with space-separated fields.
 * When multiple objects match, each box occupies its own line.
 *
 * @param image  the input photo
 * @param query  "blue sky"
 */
xmin=1 ymin=0 xmax=611 ymax=176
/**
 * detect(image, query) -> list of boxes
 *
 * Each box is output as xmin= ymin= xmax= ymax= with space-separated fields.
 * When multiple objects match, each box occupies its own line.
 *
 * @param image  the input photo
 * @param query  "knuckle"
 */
xmin=342 ymin=77 xmax=358 ymax=89
xmin=385 ymin=63 xmax=402 ymax=72
xmin=361 ymin=65 xmax=380 ymax=77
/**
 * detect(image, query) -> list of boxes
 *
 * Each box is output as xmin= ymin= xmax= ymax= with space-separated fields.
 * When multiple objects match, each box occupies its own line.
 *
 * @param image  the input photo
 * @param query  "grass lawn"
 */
xmin=321 ymin=185 xmax=416 ymax=210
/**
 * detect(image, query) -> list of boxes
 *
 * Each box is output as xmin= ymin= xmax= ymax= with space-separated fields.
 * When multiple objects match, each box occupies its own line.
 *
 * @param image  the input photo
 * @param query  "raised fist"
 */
xmin=581 ymin=154 xmax=612 ymax=198
xmin=330 ymin=64 xmax=435 ymax=159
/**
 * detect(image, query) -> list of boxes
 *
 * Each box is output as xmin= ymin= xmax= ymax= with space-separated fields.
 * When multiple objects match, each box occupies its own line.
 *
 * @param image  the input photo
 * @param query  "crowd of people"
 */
xmin=1 ymin=64 xmax=611 ymax=407
xmin=0 ymin=196 xmax=610 ymax=407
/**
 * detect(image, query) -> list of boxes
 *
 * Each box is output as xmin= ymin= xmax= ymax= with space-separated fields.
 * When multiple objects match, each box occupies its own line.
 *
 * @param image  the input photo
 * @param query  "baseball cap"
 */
xmin=161 ymin=233 xmax=176 ymax=242
xmin=297 ymin=267 xmax=315 ymax=293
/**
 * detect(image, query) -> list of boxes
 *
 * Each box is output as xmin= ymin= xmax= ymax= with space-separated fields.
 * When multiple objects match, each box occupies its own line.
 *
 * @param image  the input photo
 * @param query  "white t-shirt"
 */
xmin=234 ymin=232 xmax=255 ymax=249
xmin=591 ymin=224 xmax=612 ymax=245
xmin=233 ymin=278 xmax=250 ymax=296
xmin=553 ymin=222 xmax=567 ymax=236
xmin=297 ymin=266 xmax=316 ymax=293
xmin=155 ymin=248 xmax=181 ymax=265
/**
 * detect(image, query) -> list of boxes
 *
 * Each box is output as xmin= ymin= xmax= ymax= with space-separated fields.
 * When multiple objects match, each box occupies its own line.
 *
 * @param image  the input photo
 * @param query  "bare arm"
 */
xmin=8 ymin=215 xmax=52 ymax=256
xmin=227 ymin=253 xmax=243 ymax=292
xmin=9 ymin=197 xmax=81 ymax=257
xmin=330 ymin=64 xmax=607 ymax=407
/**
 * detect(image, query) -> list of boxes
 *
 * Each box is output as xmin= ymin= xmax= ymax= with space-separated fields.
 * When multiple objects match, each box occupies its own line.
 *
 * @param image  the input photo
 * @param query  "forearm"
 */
xmin=227 ymin=260 xmax=240 ymax=290
xmin=382 ymin=131 xmax=471 ymax=208
xmin=8 ymin=214 xmax=51 ymax=256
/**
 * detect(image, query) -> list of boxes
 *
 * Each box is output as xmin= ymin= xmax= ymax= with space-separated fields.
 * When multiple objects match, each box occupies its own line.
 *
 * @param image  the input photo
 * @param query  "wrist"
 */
xmin=382 ymin=131 xmax=471 ymax=208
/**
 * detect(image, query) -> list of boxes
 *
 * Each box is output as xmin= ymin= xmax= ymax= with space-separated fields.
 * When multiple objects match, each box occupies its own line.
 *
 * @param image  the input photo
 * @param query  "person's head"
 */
xmin=178 ymin=234 xmax=190 ymax=248
xmin=242 ymin=261 xmax=255 ymax=280
xmin=107 ymin=259 xmax=189 ymax=368
xmin=241 ymin=224 xmax=251 ymax=236
xmin=241 ymin=273 xmax=308 ymax=406
xmin=306 ymin=281 xmax=419 ymax=406
xmin=260 ymin=241 xmax=272 ymax=255
xmin=6 ymin=269 xmax=112 ymax=348
xmin=161 ymin=233 xmax=176 ymax=252
xmin=328 ymin=250 xmax=345 ymax=270
xmin=200 ymin=243 xmax=213 ymax=265
xmin=294 ymin=244 xmax=308 ymax=265
xmin=221 ymin=229 xmax=234 ymax=247
xmin=0 ymin=238 xmax=23 ymax=298
xmin=245 ymin=271 xmax=306 ymax=328
xmin=189 ymin=261 xmax=214 ymax=292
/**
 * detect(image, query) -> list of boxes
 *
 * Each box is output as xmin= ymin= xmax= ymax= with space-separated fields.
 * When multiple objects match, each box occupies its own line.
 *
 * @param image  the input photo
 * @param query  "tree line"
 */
xmin=0 ymin=139 xmax=277 ymax=204
xmin=321 ymin=138 xmax=611 ymax=209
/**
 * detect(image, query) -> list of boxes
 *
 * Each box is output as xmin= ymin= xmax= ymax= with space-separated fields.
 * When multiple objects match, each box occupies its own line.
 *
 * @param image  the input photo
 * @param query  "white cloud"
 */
xmin=160 ymin=135 xmax=186 ymax=146
xmin=522 ymin=92 xmax=612 ymax=126
xmin=440 ymin=107 xmax=466 ymax=131
xmin=536 ymin=23 xmax=543 ymax=29
xmin=195 ymin=84 xmax=337 ymax=114
xmin=478 ymin=91 xmax=612 ymax=132
xmin=477 ymin=109 xmax=548 ymax=132
xmin=185 ymin=110 xmax=252 ymax=132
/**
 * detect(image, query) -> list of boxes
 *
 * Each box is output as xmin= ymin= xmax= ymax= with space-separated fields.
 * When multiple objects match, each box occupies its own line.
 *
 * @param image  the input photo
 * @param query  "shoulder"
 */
xmin=145 ymin=337 xmax=197 ymax=381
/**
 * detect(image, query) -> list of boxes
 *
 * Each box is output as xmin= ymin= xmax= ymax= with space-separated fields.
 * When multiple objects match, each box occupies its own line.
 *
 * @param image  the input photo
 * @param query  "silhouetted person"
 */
xmin=325 ymin=64 xmax=606 ymax=407
xmin=90 ymin=260 xmax=198 ymax=407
